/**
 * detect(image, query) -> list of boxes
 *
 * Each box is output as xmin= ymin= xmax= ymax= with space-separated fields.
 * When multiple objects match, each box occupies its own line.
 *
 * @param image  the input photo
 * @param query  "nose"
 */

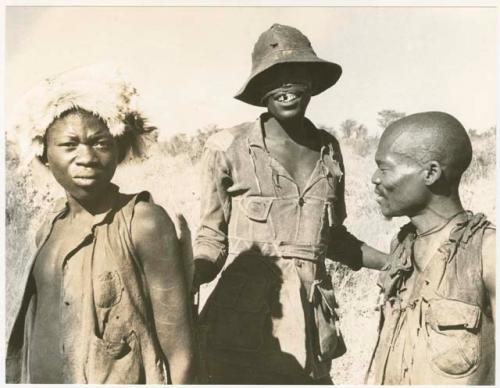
xmin=75 ymin=144 xmax=98 ymax=166
xmin=371 ymin=169 xmax=381 ymax=185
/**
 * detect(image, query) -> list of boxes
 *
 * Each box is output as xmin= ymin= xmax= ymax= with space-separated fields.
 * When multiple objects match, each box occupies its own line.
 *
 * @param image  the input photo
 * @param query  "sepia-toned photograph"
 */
xmin=4 ymin=3 xmax=497 ymax=385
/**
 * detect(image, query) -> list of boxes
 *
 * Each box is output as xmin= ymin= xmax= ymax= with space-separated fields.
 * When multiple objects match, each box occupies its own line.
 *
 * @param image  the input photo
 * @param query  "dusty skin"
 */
xmin=367 ymin=111 xmax=495 ymax=385
xmin=7 ymin=107 xmax=195 ymax=384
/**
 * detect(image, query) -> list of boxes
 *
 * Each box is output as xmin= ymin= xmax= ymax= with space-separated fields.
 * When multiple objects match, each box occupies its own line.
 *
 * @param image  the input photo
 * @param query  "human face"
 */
xmin=45 ymin=110 xmax=119 ymax=202
xmin=263 ymin=64 xmax=312 ymax=122
xmin=372 ymin=138 xmax=429 ymax=218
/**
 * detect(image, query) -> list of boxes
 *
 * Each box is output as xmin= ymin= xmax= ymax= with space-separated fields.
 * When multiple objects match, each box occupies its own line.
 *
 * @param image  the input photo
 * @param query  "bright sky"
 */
xmin=5 ymin=6 xmax=497 ymax=139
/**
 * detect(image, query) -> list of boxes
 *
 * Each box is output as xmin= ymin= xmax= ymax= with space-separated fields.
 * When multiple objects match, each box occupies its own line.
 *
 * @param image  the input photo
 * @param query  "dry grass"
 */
xmin=5 ymin=128 xmax=496 ymax=384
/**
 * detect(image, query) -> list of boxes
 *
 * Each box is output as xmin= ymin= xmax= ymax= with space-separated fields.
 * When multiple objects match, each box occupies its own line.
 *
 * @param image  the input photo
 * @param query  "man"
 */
xmin=6 ymin=65 xmax=195 ymax=384
xmin=193 ymin=24 xmax=386 ymax=384
xmin=367 ymin=111 xmax=495 ymax=385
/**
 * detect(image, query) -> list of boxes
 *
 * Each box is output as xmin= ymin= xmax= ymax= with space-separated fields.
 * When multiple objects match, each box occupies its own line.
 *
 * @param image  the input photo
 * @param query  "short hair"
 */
xmin=383 ymin=111 xmax=472 ymax=183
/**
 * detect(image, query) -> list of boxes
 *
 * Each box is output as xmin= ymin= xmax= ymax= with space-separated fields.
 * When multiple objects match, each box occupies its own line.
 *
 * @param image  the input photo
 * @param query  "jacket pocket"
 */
xmin=208 ymin=271 xmax=269 ymax=352
xmin=94 ymin=271 xmax=123 ymax=308
xmin=311 ymin=278 xmax=346 ymax=361
xmin=85 ymin=331 xmax=143 ymax=384
xmin=241 ymin=196 xmax=273 ymax=222
xmin=235 ymin=196 xmax=275 ymax=242
xmin=425 ymin=298 xmax=481 ymax=377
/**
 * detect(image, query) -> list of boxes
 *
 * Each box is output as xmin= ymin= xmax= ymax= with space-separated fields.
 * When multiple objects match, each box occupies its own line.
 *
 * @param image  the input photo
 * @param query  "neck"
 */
xmin=66 ymin=185 xmax=116 ymax=218
xmin=264 ymin=115 xmax=311 ymax=145
xmin=410 ymin=197 xmax=465 ymax=235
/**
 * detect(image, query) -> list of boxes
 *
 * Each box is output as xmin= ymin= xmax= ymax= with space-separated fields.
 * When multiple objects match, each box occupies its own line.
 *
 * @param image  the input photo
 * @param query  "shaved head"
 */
xmin=380 ymin=111 xmax=472 ymax=184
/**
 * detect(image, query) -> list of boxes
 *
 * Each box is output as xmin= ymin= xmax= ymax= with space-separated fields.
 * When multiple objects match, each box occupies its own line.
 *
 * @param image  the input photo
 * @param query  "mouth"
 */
xmin=74 ymin=173 xmax=100 ymax=179
xmin=275 ymin=92 xmax=299 ymax=103
xmin=374 ymin=189 xmax=385 ymax=203
xmin=73 ymin=174 xmax=102 ymax=185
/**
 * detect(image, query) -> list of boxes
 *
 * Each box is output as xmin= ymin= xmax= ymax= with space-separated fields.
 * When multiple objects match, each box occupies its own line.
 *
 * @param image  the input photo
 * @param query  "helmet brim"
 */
xmin=235 ymin=59 xmax=342 ymax=107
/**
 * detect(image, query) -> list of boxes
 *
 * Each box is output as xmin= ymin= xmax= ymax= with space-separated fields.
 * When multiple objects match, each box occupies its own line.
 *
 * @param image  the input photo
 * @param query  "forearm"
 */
xmin=151 ymin=284 xmax=195 ymax=384
xmin=328 ymin=225 xmax=388 ymax=270
xmin=360 ymin=243 xmax=388 ymax=270
xmin=193 ymin=227 xmax=228 ymax=274
xmin=154 ymin=311 xmax=195 ymax=384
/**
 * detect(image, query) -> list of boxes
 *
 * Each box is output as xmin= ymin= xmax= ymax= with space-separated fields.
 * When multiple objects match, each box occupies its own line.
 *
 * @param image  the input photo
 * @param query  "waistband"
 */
xmin=228 ymin=237 xmax=327 ymax=262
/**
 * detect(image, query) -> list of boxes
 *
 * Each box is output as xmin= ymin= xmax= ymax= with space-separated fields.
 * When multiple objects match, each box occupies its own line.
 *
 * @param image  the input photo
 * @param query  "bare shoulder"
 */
xmin=482 ymin=227 xmax=496 ymax=259
xmin=481 ymin=226 xmax=496 ymax=289
xmin=131 ymin=200 xmax=177 ymax=245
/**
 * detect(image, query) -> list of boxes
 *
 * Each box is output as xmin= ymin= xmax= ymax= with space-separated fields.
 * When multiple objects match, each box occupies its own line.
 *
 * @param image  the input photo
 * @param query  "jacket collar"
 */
xmin=247 ymin=113 xmax=268 ymax=150
xmin=247 ymin=113 xmax=325 ymax=151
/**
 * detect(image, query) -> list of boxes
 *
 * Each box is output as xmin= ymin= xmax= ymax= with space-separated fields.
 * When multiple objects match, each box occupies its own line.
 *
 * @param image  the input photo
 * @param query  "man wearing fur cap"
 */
xmin=193 ymin=24 xmax=386 ymax=384
xmin=366 ymin=112 xmax=495 ymax=384
xmin=6 ymin=64 xmax=195 ymax=384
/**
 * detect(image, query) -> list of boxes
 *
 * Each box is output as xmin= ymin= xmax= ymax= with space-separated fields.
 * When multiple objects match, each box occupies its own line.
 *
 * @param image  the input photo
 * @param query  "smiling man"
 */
xmin=6 ymin=66 xmax=195 ymax=384
xmin=193 ymin=24 xmax=386 ymax=384
xmin=367 ymin=111 xmax=495 ymax=385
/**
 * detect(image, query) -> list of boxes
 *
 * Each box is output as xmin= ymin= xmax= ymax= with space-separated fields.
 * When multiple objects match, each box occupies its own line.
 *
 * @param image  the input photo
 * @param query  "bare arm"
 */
xmin=328 ymin=225 xmax=389 ymax=270
xmin=326 ymin=136 xmax=389 ymax=270
xmin=482 ymin=227 xmax=496 ymax=321
xmin=361 ymin=243 xmax=389 ymax=270
xmin=131 ymin=201 xmax=195 ymax=384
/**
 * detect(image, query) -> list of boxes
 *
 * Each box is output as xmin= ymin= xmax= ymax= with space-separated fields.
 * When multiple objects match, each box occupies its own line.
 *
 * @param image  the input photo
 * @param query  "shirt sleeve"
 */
xmin=326 ymin=140 xmax=361 ymax=270
xmin=193 ymin=145 xmax=232 ymax=273
xmin=334 ymin=138 xmax=347 ymax=223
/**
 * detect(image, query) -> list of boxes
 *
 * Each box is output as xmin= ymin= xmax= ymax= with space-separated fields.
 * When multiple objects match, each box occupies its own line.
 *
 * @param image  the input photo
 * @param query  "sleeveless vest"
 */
xmin=6 ymin=190 xmax=168 ymax=384
xmin=367 ymin=212 xmax=495 ymax=385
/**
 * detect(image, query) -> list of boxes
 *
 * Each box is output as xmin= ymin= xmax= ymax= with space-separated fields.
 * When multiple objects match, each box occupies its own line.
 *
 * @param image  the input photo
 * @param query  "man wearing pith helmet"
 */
xmin=194 ymin=24 xmax=386 ymax=384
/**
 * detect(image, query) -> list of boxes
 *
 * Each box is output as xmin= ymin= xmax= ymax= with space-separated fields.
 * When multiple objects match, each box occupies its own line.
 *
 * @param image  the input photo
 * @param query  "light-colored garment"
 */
xmin=367 ymin=213 xmax=495 ymax=385
xmin=194 ymin=114 xmax=357 ymax=383
xmin=6 ymin=186 xmax=167 ymax=384
xmin=194 ymin=114 xmax=347 ymax=267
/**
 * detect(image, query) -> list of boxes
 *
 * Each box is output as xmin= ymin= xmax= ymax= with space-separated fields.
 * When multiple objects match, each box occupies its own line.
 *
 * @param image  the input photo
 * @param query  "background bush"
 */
xmin=6 ymin=117 xmax=495 ymax=384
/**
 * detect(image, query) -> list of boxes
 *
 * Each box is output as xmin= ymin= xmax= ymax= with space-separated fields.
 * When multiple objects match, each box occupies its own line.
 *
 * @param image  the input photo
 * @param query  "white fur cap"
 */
xmin=14 ymin=63 xmax=144 ymax=164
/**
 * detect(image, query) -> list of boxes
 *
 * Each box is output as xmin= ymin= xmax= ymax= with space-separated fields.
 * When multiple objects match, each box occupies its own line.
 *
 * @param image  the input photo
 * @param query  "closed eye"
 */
xmin=58 ymin=142 xmax=78 ymax=148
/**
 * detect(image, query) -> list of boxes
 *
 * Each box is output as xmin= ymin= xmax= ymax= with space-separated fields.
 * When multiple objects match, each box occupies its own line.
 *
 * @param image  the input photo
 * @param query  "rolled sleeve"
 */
xmin=193 ymin=145 xmax=232 ymax=273
xmin=326 ymin=141 xmax=360 ymax=269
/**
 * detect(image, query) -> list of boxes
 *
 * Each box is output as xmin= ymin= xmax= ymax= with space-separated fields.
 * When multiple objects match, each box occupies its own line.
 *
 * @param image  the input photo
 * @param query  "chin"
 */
xmin=69 ymin=183 xmax=109 ymax=202
xmin=380 ymin=207 xmax=398 ymax=219
xmin=275 ymin=110 xmax=304 ymax=122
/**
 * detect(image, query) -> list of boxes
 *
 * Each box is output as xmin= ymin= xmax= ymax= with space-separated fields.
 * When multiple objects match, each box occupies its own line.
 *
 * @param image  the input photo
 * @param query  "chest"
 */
xmin=265 ymin=138 xmax=321 ymax=192
xmin=33 ymin=220 xmax=90 ymax=291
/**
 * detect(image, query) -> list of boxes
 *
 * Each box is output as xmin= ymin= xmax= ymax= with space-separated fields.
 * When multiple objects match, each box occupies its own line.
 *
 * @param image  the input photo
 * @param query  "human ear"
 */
xmin=423 ymin=160 xmax=442 ymax=185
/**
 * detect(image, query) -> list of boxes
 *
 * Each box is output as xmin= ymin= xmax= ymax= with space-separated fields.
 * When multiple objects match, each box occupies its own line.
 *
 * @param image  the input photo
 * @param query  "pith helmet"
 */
xmin=235 ymin=23 xmax=342 ymax=106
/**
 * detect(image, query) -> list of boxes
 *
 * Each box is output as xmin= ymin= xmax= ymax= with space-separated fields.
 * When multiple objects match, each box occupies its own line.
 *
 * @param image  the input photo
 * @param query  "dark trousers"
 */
xmin=206 ymin=356 xmax=334 ymax=385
